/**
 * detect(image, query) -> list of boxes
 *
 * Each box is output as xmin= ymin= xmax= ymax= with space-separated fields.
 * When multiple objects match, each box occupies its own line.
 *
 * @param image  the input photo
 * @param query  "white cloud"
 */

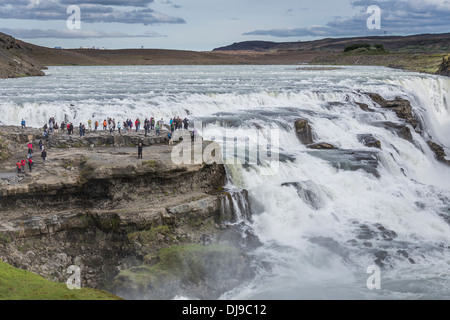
xmin=0 ymin=28 xmax=164 ymax=38
xmin=244 ymin=0 xmax=450 ymax=38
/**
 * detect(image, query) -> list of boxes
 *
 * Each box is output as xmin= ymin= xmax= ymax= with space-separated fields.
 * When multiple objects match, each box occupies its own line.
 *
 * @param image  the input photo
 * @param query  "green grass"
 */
xmin=128 ymin=225 xmax=173 ymax=245
xmin=0 ymin=260 xmax=122 ymax=300
xmin=0 ymin=137 xmax=10 ymax=161
xmin=393 ymin=53 xmax=447 ymax=74
xmin=142 ymin=160 xmax=157 ymax=168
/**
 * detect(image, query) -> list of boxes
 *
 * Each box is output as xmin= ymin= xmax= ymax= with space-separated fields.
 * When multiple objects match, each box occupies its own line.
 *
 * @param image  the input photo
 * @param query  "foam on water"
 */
xmin=1 ymin=65 xmax=449 ymax=299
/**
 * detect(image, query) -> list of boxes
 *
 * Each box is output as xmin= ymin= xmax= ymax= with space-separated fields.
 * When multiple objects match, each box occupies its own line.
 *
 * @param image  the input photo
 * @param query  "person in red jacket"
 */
xmin=16 ymin=161 xmax=21 ymax=174
xmin=27 ymin=142 xmax=33 ymax=155
xmin=20 ymin=159 xmax=26 ymax=173
xmin=28 ymin=158 xmax=33 ymax=172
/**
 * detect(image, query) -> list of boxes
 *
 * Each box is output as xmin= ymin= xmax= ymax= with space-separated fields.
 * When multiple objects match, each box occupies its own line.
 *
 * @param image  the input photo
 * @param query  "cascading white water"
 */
xmin=1 ymin=65 xmax=449 ymax=299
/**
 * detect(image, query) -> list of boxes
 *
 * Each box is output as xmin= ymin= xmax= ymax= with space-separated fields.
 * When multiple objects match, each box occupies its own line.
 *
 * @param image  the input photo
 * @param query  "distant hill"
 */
xmin=0 ymin=32 xmax=45 ymax=78
xmin=213 ymin=33 xmax=450 ymax=53
xmin=0 ymin=32 xmax=330 ymax=78
xmin=1 ymin=32 xmax=449 ymax=78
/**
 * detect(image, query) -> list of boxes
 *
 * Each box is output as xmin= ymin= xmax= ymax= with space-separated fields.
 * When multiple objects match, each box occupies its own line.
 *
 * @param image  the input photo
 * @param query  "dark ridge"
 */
xmin=213 ymin=33 xmax=450 ymax=53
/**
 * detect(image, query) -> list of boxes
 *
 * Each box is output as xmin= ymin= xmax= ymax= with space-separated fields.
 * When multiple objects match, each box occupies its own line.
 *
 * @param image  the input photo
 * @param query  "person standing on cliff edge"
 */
xmin=41 ymin=148 xmax=47 ymax=164
xmin=21 ymin=119 xmax=26 ymax=129
xmin=28 ymin=157 xmax=33 ymax=172
xmin=20 ymin=158 xmax=26 ymax=173
xmin=137 ymin=142 xmax=143 ymax=159
xmin=16 ymin=160 xmax=21 ymax=174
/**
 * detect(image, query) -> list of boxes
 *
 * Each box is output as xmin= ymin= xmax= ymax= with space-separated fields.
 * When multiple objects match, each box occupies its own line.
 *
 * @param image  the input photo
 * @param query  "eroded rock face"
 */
xmin=427 ymin=141 xmax=450 ymax=165
xmin=0 ymin=127 xmax=259 ymax=299
xmin=111 ymin=243 xmax=255 ymax=300
xmin=437 ymin=54 xmax=450 ymax=77
xmin=307 ymin=142 xmax=336 ymax=150
xmin=370 ymin=121 xmax=414 ymax=143
xmin=357 ymin=134 xmax=381 ymax=149
xmin=366 ymin=93 xmax=419 ymax=129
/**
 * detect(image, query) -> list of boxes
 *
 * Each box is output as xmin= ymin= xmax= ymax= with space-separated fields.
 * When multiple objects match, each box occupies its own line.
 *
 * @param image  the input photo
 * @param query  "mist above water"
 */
xmin=1 ymin=65 xmax=449 ymax=299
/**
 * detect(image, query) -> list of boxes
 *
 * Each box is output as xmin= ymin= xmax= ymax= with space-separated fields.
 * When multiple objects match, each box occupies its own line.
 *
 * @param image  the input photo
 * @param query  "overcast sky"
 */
xmin=0 ymin=0 xmax=449 ymax=51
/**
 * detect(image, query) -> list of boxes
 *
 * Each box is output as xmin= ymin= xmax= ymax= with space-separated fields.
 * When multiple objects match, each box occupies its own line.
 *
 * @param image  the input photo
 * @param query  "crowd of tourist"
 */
xmin=39 ymin=116 xmax=190 ymax=139
xmin=15 ymin=115 xmax=192 ymax=174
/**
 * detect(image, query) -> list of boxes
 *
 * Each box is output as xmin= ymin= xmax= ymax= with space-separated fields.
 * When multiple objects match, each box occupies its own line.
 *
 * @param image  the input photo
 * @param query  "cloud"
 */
xmin=243 ymin=0 xmax=450 ymax=38
xmin=160 ymin=0 xmax=181 ymax=9
xmin=0 ymin=28 xmax=164 ymax=39
xmin=0 ymin=0 xmax=185 ymax=25
xmin=59 ymin=0 xmax=155 ymax=7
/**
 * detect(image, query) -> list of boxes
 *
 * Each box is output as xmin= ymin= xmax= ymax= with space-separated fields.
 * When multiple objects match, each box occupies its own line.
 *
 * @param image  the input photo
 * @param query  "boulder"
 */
xmin=427 ymin=141 xmax=450 ymax=165
xmin=355 ymin=102 xmax=375 ymax=112
xmin=307 ymin=142 xmax=336 ymax=150
xmin=294 ymin=119 xmax=314 ymax=145
xmin=366 ymin=93 xmax=418 ymax=129
xmin=357 ymin=134 xmax=381 ymax=149
xmin=371 ymin=121 xmax=413 ymax=143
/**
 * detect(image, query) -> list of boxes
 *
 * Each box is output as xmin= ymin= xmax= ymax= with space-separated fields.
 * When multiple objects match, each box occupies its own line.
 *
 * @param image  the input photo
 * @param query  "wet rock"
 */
xmin=366 ymin=93 xmax=418 ymax=129
xmin=281 ymin=181 xmax=327 ymax=210
xmin=200 ymin=234 xmax=213 ymax=246
xmin=375 ymin=224 xmax=397 ymax=241
xmin=415 ymin=202 xmax=426 ymax=210
xmin=374 ymin=250 xmax=390 ymax=267
xmin=357 ymin=134 xmax=381 ymax=149
xmin=111 ymin=243 xmax=255 ymax=300
xmin=307 ymin=142 xmax=336 ymax=150
xmin=374 ymin=250 xmax=388 ymax=261
xmin=216 ymin=223 xmax=262 ymax=250
xmin=356 ymin=224 xmax=375 ymax=240
xmin=427 ymin=141 xmax=450 ymax=165
xmin=397 ymin=250 xmax=409 ymax=258
xmin=307 ymin=149 xmax=380 ymax=177
xmin=356 ymin=102 xmax=375 ymax=112
xmin=309 ymin=236 xmax=349 ymax=260
xmin=294 ymin=119 xmax=314 ymax=145
xmin=371 ymin=121 xmax=413 ymax=143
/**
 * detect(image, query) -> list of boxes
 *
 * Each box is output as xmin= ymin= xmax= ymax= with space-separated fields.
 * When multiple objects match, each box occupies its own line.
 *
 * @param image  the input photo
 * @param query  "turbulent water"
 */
xmin=1 ymin=65 xmax=450 ymax=299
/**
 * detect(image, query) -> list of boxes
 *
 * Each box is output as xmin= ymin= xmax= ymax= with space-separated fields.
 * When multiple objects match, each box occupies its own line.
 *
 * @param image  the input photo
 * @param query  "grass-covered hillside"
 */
xmin=0 ymin=260 xmax=122 ymax=300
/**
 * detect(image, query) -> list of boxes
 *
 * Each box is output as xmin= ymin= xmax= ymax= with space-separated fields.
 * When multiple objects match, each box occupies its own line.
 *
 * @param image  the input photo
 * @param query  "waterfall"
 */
xmin=1 ymin=65 xmax=449 ymax=299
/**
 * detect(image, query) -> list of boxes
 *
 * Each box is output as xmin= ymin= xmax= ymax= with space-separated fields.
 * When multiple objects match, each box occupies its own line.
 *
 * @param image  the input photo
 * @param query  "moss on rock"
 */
xmin=111 ymin=243 xmax=253 ymax=299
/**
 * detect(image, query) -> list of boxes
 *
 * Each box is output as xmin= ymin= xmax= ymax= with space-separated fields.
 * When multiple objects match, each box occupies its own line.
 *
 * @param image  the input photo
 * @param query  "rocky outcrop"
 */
xmin=436 ymin=54 xmax=450 ymax=77
xmin=0 ymin=126 xmax=258 ymax=299
xmin=427 ymin=141 xmax=450 ymax=165
xmin=307 ymin=149 xmax=381 ymax=177
xmin=111 ymin=243 xmax=255 ymax=300
xmin=366 ymin=93 xmax=419 ymax=129
xmin=0 ymin=33 xmax=45 ymax=78
xmin=307 ymin=142 xmax=336 ymax=150
xmin=294 ymin=119 xmax=314 ymax=145
xmin=370 ymin=121 xmax=413 ymax=143
xmin=357 ymin=134 xmax=382 ymax=149
xmin=356 ymin=102 xmax=375 ymax=112
xmin=294 ymin=119 xmax=338 ymax=150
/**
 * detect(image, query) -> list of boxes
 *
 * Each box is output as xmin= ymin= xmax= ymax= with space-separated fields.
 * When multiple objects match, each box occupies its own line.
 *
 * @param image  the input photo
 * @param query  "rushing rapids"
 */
xmin=1 ymin=65 xmax=449 ymax=299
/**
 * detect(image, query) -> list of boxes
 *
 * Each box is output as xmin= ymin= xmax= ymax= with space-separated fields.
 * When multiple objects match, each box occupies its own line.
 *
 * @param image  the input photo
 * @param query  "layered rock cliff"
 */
xmin=437 ymin=54 xmax=450 ymax=77
xmin=0 ymin=126 xmax=257 ymax=299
